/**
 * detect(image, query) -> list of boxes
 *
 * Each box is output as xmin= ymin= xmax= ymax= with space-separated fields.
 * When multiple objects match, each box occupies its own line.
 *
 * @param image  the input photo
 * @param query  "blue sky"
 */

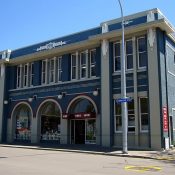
xmin=0 ymin=0 xmax=174 ymax=51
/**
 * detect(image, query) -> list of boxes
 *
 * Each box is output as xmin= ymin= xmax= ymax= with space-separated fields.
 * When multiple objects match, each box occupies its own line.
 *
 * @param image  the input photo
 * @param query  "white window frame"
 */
xmin=17 ymin=64 xmax=22 ymax=88
xmin=71 ymin=52 xmax=78 ymax=80
xmin=57 ymin=57 xmax=62 ymax=82
xmin=114 ymin=101 xmax=122 ymax=133
xmin=41 ymin=59 xmax=47 ymax=85
xmin=29 ymin=63 xmax=34 ymax=86
xmin=127 ymin=101 xmax=135 ymax=132
xmin=80 ymin=50 xmax=88 ymax=79
xmin=139 ymin=97 xmax=149 ymax=133
xmin=90 ymin=49 xmax=96 ymax=78
xmin=49 ymin=57 xmax=56 ymax=84
xmin=137 ymin=36 xmax=147 ymax=69
xmin=23 ymin=63 xmax=29 ymax=88
xmin=114 ymin=99 xmax=135 ymax=133
xmin=113 ymin=41 xmax=121 ymax=72
xmin=125 ymin=39 xmax=134 ymax=71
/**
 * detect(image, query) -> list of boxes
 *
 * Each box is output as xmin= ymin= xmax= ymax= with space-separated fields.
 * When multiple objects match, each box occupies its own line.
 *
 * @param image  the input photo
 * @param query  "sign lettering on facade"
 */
xmin=163 ymin=107 xmax=168 ymax=132
xmin=36 ymin=41 xmax=67 ymax=52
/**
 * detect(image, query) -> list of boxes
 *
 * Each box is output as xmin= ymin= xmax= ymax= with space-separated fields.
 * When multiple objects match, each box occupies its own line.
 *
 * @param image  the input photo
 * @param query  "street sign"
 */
xmin=116 ymin=97 xmax=133 ymax=103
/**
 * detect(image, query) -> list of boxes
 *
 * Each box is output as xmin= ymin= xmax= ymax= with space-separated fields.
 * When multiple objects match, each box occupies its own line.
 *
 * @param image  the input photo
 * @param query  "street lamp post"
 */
xmin=118 ymin=0 xmax=128 ymax=154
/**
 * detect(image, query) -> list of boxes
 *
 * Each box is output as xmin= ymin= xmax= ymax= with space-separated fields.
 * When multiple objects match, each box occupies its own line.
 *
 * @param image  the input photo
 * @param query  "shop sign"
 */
xmin=163 ymin=107 xmax=168 ymax=132
xmin=62 ymin=113 xmax=69 ymax=119
xmin=62 ymin=113 xmax=96 ymax=119
xmin=36 ymin=41 xmax=67 ymax=52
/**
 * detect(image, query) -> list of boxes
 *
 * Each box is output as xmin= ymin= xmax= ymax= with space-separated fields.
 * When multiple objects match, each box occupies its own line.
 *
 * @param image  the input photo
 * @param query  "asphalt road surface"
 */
xmin=0 ymin=147 xmax=174 ymax=175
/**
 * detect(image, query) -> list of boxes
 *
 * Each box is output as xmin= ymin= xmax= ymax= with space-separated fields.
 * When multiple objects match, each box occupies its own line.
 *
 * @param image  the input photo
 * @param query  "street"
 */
xmin=0 ymin=147 xmax=174 ymax=175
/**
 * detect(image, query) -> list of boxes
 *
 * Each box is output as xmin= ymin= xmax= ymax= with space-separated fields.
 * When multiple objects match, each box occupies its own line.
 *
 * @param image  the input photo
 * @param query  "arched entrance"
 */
xmin=67 ymin=96 xmax=97 ymax=144
xmin=37 ymin=100 xmax=61 ymax=143
xmin=12 ymin=103 xmax=32 ymax=141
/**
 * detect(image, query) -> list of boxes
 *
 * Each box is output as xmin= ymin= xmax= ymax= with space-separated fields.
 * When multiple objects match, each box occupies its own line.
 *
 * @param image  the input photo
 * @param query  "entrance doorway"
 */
xmin=71 ymin=119 xmax=96 ymax=144
xmin=75 ymin=120 xmax=85 ymax=144
xmin=71 ymin=120 xmax=85 ymax=144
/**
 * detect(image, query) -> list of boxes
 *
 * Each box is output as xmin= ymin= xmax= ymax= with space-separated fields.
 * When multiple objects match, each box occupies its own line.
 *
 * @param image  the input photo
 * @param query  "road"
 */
xmin=0 ymin=147 xmax=174 ymax=175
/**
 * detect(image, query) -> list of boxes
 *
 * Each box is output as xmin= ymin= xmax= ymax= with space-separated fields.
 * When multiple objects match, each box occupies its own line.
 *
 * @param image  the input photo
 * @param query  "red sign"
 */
xmin=62 ymin=112 xmax=96 ymax=119
xmin=163 ymin=107 xmax=168 ymax=132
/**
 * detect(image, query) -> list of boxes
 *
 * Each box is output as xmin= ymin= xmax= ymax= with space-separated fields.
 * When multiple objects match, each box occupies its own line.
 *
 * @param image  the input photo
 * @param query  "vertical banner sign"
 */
xmin=163 ymin=107 xmax=168 ymax=132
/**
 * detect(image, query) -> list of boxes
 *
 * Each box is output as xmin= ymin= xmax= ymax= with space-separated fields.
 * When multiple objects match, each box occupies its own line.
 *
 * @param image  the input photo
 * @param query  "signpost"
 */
xmin=116 ymin=97 xmax=133 ymax=104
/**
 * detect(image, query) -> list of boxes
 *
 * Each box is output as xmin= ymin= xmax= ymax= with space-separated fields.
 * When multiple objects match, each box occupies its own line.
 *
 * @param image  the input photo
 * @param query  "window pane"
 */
xmin=42 ymin=60 xmax=46 ymax=84
xmin=126 ymin=40 xmax=132 ymax=54
xmin=116 ymin=115 xmax=122 ymax=131
xmin=127 ymin=55 xmax=133 ymax=69
xmin=141 ymin=114 xmax=149 ymax=131
xmin=115 ymin=104 xmax=121 ymax=115
xmin=72 ymin=55 xmax=76 ymax=66
xmin=81 ymin=52 xmax=86 ymax=64
xmin=140 ymin=98 xmax=148 ymax=113
xmin=128 ymin=115 xmax=135 ymax=126
xmin=139 ymin=52 xmax=147 ymax=67
xmin=86 ymin=120 xmax=96 ymax=144
xmin=114 ymin=43 xmax=120 ymax=57
xmin=90 ymin=50 xmax=96 ymax=64
xmin=115 ymin=57 xmax=121 ymax=71
xmin=138 ymin=37 xmax=146 ymax=52
xmin=15 ymin=105 xmax=31 ymax=140
xmin=90 ymin=50 xmax=96 ymax=77
xmin=72 ymin=67 xmax=76 ymax=79
xmin=81 ymin=68 xmax=86 ymax=78
xmin=81 ymin=52 xmax=86 ymax=78
xmin=91 ymin=66 xmax=96 ymax=77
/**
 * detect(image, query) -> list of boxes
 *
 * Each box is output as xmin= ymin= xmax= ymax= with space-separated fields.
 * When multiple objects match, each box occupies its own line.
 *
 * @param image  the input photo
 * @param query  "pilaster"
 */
xmin=101 ymin=23 xmax=111 ymax=147
xmin=147 ymin=28 xmax=162 ymax=149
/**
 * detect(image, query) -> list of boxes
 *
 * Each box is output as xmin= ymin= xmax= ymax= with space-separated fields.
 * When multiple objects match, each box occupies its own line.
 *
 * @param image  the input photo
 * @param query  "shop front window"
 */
xmin=86 ymin=119 xmax=96 ymax=144
xmin=139 ymin=97 xmax=149 ymax=132
xmin=40 ymin=101 xmax=61 ymax=142
xmin=15 ymin=105 xmax=31 ymax=141
xmin=115 ymin=100 xmax=135 ymax=132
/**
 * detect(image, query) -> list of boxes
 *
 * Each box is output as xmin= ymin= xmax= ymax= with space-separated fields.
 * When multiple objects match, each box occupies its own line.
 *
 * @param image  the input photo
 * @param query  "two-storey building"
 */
xmin=0 ymin=8 xmax=175 ymax=150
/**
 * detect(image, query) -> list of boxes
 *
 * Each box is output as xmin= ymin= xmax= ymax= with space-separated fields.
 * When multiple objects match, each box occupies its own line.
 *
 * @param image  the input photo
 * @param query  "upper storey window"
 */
xmin=71 ymin=49 xmax=96 ymax=80
xmin=80 ymin=51 xmax=88 ymax=79
xmin=114 ymin=42 xmax=121 ymax=72
xmin=16 ymin=62 xmax=34 ymax=89
xmin=137 ymin=36 xmax=147 ymax=69
xmin=126 ymin=39 xmax=133 ymax=70
xmin=90 ymin=49 xmax=96 ymax=77
xmin=41 ymin=57 xmax=62 ymax=85
xmin=114 ymin=39 xmax=133 ymax=72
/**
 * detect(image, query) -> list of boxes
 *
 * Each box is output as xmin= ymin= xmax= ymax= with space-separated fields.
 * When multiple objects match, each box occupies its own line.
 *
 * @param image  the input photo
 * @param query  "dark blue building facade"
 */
xmin=0 ymin=8 xmax=175 ymax=150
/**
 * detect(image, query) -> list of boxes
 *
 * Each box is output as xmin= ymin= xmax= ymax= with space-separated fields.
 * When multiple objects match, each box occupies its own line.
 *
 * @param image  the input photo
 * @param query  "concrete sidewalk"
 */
xmin=0 ymin=143 xmax=175 ymax=161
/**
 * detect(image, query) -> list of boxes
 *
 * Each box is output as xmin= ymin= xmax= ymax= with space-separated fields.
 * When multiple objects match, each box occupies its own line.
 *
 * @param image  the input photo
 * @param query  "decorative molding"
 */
xmin=102 ymin=39 xmax=109 ymax=57
xmin=0 ymin=64 xmax=5 ymax=77
xmin=147 ymin=11 xmax=155 ymax=22
xmin=102 ymin=23 xmax=108 ymax=33
xmin=148 ymin=28 xmax=156 ymax=48
xmin=9 ymin=82 xmax=100 ymax=97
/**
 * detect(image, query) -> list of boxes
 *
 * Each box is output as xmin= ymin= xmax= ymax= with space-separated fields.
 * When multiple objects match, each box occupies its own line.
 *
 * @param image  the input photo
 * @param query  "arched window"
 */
xmin=15 ymin=104 xmax=31 ymax=141
xmin=40 ymin=101 xmax=61 ymax=142
xmin=69 ymin=98 xmax=95 ymax=114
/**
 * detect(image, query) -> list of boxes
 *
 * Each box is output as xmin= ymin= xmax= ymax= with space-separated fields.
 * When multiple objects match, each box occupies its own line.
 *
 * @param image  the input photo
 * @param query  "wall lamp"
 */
xmin=28 ymin=95 xmax=37 ymax=102
xmin=4 ymin=98 xmax=12 ymax=105
xmin=58 ymin=92 xmax=66 ymax=99
xmin=4 ymin=100 xmax=9 ymax=105
xmin=93 ymin=88 xmax=100 ymax=96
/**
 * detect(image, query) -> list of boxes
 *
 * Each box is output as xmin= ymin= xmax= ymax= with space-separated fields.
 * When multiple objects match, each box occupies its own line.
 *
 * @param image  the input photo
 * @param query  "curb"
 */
xmin=0 ymin=144 xmax=159 ymax=160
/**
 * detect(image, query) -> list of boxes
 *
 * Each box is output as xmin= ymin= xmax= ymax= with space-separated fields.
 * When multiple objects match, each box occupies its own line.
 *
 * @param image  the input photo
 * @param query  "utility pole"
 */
xmin=117 ymin=0 xmax=128 ymax=154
